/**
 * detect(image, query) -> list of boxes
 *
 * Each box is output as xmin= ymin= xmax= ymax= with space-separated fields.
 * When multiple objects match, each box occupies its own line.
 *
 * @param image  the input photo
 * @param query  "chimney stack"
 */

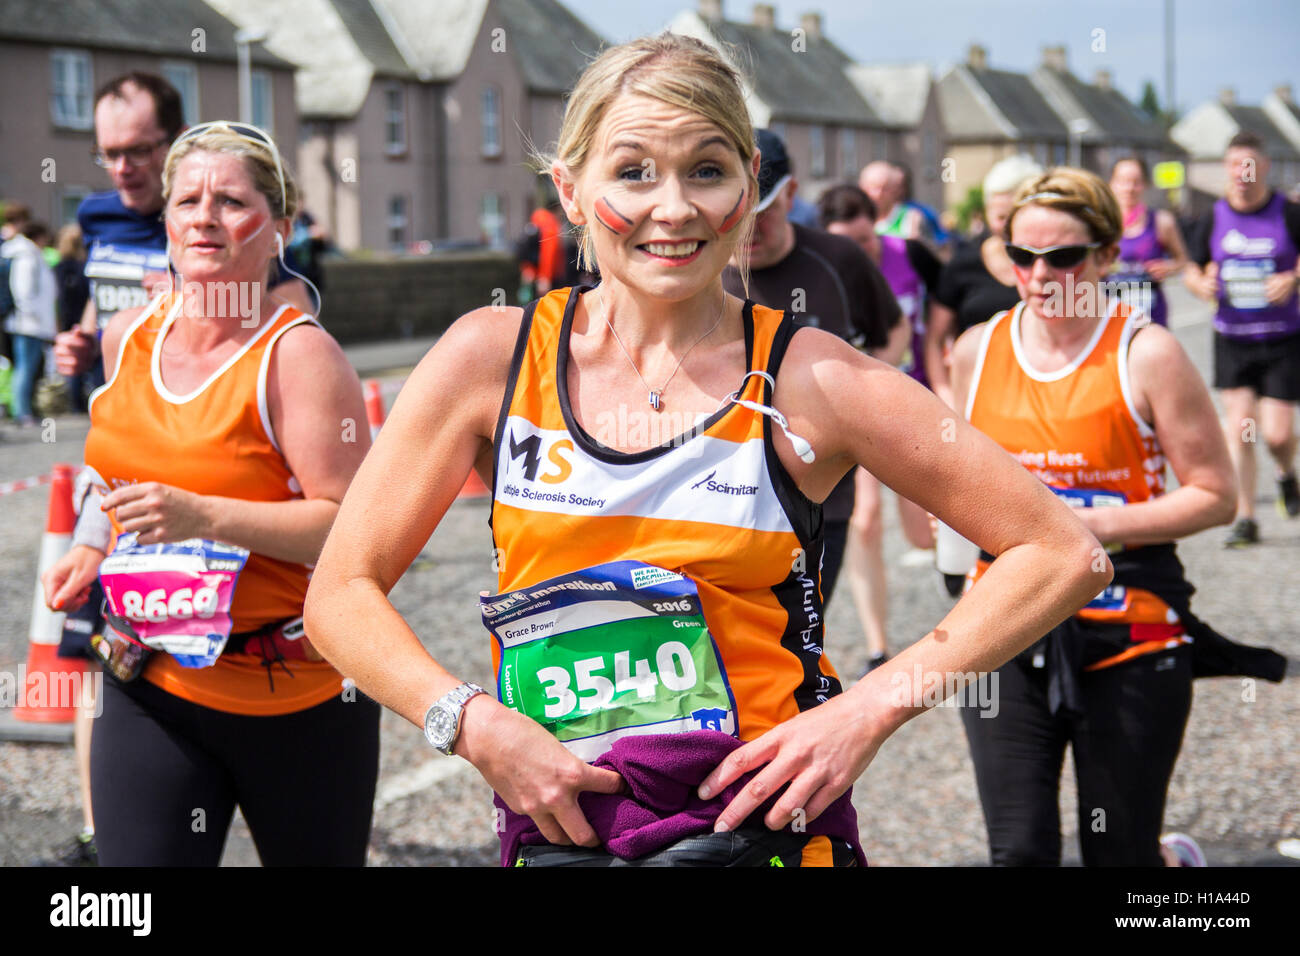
xmin=1093 ymin=69 xmax=1111 ymax=91
xmin=1275 ymin=84 xmax=1294 ymax=104
xmin=1220 ymin=87 xmax=1236 ymax=106
xmin=800 ymin=12 xmax=822 ymax=39
xmin=752 ymin=3 xmax=775 ymax=29
xmin=968 ymin=44 xmax=987 ymax=69
xmin=699 ymin=0 xmax=724 ymax=21
xmin=1041 ymin=45 xmax=1068 ymax=71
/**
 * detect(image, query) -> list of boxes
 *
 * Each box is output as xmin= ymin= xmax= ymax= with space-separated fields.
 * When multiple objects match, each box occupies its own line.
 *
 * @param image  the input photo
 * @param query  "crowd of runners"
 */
xmin=5 ymin=30 xmax=1295 ymax=868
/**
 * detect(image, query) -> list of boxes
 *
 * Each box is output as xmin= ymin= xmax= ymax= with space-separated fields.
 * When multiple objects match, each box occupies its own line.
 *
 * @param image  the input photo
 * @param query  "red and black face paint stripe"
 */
xmin=718 ymin=187 xmax=747 ymax=234
xmin=594 ymin=196 xmax=635 ymax=235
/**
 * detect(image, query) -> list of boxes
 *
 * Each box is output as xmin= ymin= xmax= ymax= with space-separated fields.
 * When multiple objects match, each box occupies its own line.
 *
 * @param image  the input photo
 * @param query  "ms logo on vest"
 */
xmin=508 ymin=431 xmax=573 ymax=484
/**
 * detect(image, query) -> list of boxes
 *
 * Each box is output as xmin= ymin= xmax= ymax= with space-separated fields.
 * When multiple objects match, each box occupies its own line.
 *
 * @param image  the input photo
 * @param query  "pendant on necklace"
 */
xmin=648 ymin=390 xmax=662 ymax=411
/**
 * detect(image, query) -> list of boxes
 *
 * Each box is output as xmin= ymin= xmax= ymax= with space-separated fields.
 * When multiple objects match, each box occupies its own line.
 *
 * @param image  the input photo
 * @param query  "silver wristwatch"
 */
xmin=423 ymin=682 xmax=485 ymax=756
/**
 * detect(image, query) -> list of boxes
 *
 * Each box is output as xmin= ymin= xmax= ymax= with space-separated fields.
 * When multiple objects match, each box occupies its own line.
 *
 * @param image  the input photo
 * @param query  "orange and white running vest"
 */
xmin=487 ymin=287 xmax=843 ymax=747
xmin=966 ymin=300 xmax=1188 ymax=667
xmin=85 ymin=293 xmax=346 ymax=715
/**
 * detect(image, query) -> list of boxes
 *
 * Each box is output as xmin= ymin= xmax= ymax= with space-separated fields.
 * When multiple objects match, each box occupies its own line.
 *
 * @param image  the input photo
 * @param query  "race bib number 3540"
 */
xmin=481 ymin=561 xmax=738 ymax=761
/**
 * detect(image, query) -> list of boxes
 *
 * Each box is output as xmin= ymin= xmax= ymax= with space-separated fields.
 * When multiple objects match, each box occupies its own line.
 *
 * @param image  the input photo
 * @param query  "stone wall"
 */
xmin=317 ymin=252 xmax=518 ymax=343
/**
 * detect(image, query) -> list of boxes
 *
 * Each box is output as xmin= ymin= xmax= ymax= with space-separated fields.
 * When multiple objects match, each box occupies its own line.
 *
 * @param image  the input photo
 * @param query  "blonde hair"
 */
xmin=162 ymin=128 xmax=299 ymax=221
xmin=55 ymin=223 xmax=85 ymax=261
xmin=547 ymin=33 xmax=759 ymax=275
xmin=1007 ymin=167 xmax=1122 ymax=248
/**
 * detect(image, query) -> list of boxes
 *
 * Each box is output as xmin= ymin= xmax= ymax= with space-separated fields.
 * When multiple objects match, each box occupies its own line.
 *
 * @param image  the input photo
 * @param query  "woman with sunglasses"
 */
xmin=949 ymin=168 xmax=1239 ymax=866
xmin=305 ymin=35 xmax=1110 ymax=868
xmin=41 ymin=122 xmax=378 ymax=866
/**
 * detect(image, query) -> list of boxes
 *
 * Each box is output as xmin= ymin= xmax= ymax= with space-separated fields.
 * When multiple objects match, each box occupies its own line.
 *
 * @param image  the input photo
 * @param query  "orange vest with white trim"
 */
xmin=489 ymin=287 xmax=843 ymax=744
xmin=85 ymin=293 xmax=345 ymax=715
xmin=966 ymin=300 xmax=1182 ymax=633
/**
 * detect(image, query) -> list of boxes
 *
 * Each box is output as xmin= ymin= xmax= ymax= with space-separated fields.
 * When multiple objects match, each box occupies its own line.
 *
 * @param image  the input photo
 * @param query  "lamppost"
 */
xmin=1069 ymin=118 xmax=1091 ymax=169
xmin=234 ymin=27 xmax=268 ymax=125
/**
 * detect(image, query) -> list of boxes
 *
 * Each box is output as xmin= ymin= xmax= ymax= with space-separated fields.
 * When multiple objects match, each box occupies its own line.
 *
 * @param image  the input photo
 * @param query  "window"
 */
xmin=810 ymin=126 xmax=826 ymax=177
xmin=162 ymin=62 xmax=199 ymax=125
xmin=60 ymin=187 xmax=91 ymax=227
xmin=383 ymin=85 xmax=405 ymax=155
xmin=480 ymin=193 xmax=506 ymax=248
xmin=1053 ymin=142 xmax=1068 ymax=165
xmin=482 ymin=87 xmax=502 ymax=157
xmin=51 ymin=49 xmax=93 ymax=129
xmin=251 ymin=70 xmax=274 ymax=133
xmin=838 ymin=128 xmax=857 ymax=180
xmin=1033 ymin=142 xmax=1049 ymax=164
xmin=875 ymin=131 xmax=888 ymax=161
xmin=387 ymin=195 xmax=408 ymax=252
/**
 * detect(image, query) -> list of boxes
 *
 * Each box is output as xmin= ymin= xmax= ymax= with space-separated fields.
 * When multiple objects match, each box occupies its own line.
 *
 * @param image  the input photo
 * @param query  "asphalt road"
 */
xmin=0 ymin=283 xmax=1296 ymax=867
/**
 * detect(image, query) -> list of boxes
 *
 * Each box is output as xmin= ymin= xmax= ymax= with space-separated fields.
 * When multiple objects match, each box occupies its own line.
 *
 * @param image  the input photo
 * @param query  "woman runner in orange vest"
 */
xmin=950 ymin=168 xmax=1238 ymax=865
xmin=41 ymin=123 xmax=377 ymax=866
xmin=306 ymin=35 xmax=1110 ymax=867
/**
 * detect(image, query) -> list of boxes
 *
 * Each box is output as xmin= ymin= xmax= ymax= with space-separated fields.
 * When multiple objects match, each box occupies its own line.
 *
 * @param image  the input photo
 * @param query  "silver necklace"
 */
xmin=595 ymin=287 xmax=725 ymax=411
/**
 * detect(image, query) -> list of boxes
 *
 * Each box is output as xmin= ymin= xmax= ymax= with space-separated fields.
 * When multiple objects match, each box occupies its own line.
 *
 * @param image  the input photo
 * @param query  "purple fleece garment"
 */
xmin=495 ymin=730 xmax=867 ymax=866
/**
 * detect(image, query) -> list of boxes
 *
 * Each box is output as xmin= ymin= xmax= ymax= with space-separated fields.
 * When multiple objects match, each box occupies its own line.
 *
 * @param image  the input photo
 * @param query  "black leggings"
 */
xmin=91 ymin=676 xmax=381 ymax=866
xmin=820 ymin=520 xmax=849 ymax=605
xmin=960 ymin=643 xmax=1192 ymax=866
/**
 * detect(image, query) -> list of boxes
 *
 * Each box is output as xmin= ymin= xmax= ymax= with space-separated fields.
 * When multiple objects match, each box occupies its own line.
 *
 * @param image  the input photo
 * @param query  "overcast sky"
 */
xmin=560 ymin=0 xmax=1299 ymax=114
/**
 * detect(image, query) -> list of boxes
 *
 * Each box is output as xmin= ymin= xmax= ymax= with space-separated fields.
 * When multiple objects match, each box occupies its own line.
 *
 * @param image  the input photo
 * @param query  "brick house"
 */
xmin=0 ymin=0 xmax=295 ymax=228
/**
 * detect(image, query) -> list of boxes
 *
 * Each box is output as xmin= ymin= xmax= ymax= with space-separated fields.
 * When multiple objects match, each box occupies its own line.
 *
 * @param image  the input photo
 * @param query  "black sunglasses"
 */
xmin=1004 ymin=242 xmax=1100 ymax=269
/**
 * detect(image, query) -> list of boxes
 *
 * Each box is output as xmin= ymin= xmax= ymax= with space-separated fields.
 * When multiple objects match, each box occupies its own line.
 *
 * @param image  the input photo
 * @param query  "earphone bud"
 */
xmin=276 ymin=232 xmax=284 ymax=254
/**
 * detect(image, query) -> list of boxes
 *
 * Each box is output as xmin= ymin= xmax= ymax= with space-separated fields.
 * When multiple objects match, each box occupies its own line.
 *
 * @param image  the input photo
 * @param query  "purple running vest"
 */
xmin=1113 ymin=209 xmax=1169 ymax=326
xmin=1210 ymin=193 xmax=1300 ymax=340
xmin=878 ymin=236 xmax=927 ymax=386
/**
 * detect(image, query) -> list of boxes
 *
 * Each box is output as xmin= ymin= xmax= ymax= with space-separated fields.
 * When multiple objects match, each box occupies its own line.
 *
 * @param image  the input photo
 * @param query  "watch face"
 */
xmin=426 ymin=706 xmax=455 ymax=748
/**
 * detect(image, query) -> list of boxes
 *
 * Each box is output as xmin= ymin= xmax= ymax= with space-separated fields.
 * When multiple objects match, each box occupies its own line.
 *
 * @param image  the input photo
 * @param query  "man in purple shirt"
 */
xmin=1185 ymin=131 xmax=1300 ymax=546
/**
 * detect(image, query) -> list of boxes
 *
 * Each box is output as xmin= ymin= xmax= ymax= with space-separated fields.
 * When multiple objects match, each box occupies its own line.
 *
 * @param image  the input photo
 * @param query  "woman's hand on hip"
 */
xmin=455 ymin=696 xmax=625 ymax=848
xmin=699 ymin=690 xmax=891 ymax=833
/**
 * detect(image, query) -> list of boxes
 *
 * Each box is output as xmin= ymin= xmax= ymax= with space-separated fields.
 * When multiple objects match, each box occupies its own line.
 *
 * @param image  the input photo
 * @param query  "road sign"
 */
xmin=1153 ymin=161 xmax=1185 ymax=190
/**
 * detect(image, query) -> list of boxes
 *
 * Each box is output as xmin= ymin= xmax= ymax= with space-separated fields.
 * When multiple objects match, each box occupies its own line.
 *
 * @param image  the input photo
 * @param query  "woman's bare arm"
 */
xmin=703 ymin=326 xmax=1110 ymax=831
xmin=304 ymin=306 xmax=623 ymax=848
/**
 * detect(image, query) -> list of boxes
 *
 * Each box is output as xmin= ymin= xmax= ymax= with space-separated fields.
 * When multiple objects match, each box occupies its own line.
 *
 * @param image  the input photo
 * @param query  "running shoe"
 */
xmin=1224 ymin=517 xmax=1259 ymax=548
xmin=941 ymin=573 xmax=966 ymax=598
xmin=863 ymin=651 xmax=888 ymax=675
xmin=1277 ymin=473 xmax=1300 ymax=518
xmin=1159 ymin=832 xmax=1206 ymax=867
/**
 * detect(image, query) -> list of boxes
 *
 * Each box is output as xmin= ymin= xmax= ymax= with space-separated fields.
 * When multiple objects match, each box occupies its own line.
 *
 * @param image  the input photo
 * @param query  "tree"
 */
xmin=1138 ymin=81 xmax=1163 ymax=123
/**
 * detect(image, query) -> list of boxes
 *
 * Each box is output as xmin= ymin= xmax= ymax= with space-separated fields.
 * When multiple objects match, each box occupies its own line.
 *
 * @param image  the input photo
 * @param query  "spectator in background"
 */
xmin=288 ymin=207 xmax=332 ymax=295
xmin=926 ymin=154 xmax=1043 ymax=410
xmin=54 ymin=225 xmax=91 ymax=411
xmin=860 ymin=161 xmax=925 ymax=241
xmin=3 ymin=220 xmax=58 ymax=426
xmin=1 ymin=203 xmax=32 ymax=368
xmin=516 ymin=188 xmax=571 ymax=303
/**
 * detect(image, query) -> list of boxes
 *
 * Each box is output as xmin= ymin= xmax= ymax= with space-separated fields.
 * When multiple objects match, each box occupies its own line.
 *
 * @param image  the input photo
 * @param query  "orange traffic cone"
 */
xmin=14 ymin=464 xmax=87 ymax=723
xmin=364 ymin=379 xmax=385 ymax=439
xmin=458 ymin=468 xmax=490 ymax=500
